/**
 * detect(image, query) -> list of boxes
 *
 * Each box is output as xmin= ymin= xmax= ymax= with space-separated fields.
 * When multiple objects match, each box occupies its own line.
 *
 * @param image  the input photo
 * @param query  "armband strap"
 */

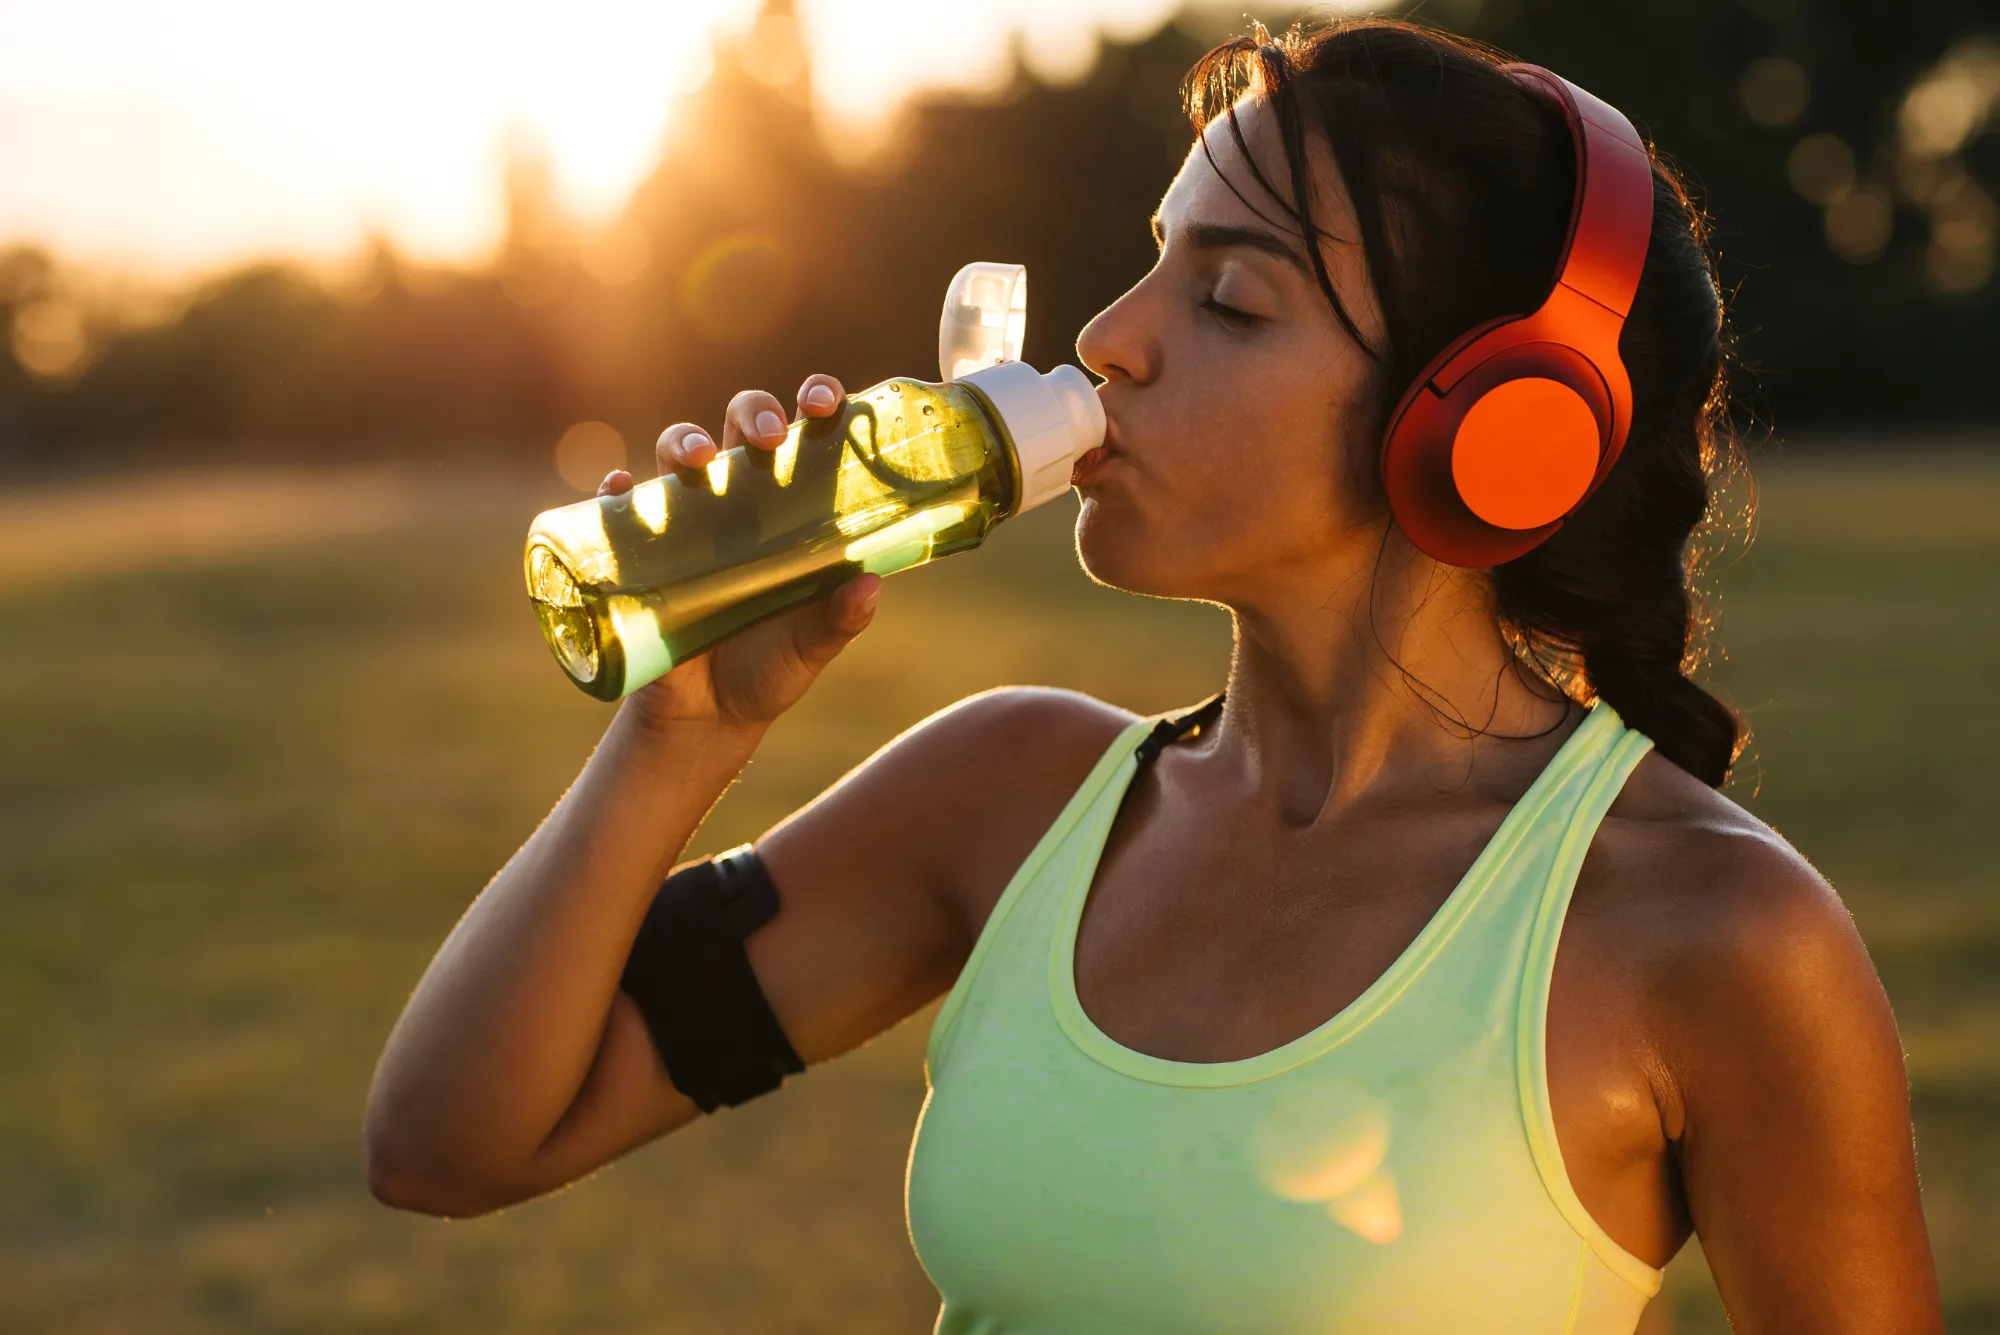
xmin=619 ymin=844 xmax=803 ymax=1112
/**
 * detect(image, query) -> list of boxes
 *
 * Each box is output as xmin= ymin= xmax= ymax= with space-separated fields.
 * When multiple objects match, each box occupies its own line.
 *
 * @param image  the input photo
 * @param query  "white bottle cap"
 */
xmin=939 ymin=261 xmax=1028 ymax=382
xmin=959 ymin=360 xmax=1106 ymax=515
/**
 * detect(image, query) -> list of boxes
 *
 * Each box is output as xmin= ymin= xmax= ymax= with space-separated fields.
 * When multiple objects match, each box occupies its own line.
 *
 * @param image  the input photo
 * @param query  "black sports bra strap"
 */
xmin=1133 ymin=691 xmax=1226 ymax=766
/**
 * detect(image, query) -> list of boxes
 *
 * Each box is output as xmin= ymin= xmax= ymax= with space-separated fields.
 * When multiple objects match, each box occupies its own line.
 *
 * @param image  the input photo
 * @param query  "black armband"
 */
xmin=619 ymin=844 xmax=803 ymax=1112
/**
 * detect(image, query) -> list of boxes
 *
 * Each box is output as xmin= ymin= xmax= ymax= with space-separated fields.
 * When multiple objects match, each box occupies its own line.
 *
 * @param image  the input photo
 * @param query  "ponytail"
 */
xmin=1496 ymin=168 xmax=1746 ymax=788
xmin=1590 ymin=660 xmax=1740 ymax=787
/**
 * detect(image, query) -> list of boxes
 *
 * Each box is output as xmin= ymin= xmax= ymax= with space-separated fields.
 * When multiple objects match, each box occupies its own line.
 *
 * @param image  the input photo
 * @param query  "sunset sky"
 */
xmin=0 ymin=0 xmax=1249 ymax=278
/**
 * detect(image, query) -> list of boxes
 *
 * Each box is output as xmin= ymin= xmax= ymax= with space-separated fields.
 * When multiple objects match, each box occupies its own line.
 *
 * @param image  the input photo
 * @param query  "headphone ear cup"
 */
xmin=1449 ymin=377 xmax=1602 ymax=530
xmin=1379 ymin=340 xmax=1616 ymax=566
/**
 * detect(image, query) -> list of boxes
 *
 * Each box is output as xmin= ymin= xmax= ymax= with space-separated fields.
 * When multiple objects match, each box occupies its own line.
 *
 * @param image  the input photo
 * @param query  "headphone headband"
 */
xmin=1500 ymin=64 xmax=1655 ymax=325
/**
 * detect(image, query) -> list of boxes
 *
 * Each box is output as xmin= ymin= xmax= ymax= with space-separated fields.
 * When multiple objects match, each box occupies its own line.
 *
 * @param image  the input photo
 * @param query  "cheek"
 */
xmin=1074 ymin=396 xmax=1358 ymax=596
xmin=1074 ymin=319 xmax=1381 ymax=594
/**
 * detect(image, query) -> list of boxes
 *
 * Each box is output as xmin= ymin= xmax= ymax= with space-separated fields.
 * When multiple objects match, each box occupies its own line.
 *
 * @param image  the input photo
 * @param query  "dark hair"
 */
xmin=1184 ymin=18 xmax=1747 ymax=787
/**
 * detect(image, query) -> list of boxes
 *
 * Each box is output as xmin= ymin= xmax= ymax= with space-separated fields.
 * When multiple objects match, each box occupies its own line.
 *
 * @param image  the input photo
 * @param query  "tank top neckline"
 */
xmin=1047 ymin=701 xmax=1623 ymax=1089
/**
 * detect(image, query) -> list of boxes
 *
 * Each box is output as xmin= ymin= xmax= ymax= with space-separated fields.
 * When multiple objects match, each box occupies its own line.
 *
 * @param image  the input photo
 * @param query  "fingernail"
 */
xmin=857 ymin=585 xmax=879 ymax=619
xmin=682 ymin=432 xmax=712 ymax=458
xmin=804 ymin=384 xmax=836 ymax=410
xmin=755 ymin=410 xmax=786 ymax=439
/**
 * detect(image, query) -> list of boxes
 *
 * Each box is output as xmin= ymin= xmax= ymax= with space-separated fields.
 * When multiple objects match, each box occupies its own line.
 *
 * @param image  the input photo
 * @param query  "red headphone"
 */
xmin=1378 ymin=63 xmax=1655 ymax=568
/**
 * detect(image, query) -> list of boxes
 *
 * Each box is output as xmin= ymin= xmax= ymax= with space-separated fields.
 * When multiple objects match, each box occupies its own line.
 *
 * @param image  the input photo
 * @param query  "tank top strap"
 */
xmin=925 ymin=705 xmax=1164 ymax=1076
xmin=1318 ymin=701 xmax=1653 ymax=1093
xmin=1443 ymin=701 xmax=1655 ymax=935
xmin=1504 ymin=701 xmax=1656 ymax=975
xmin=1132 ymin=690 xmax=1225 ymax=765
xmin=1512 ymin=701 xmax=1658 ymax=1292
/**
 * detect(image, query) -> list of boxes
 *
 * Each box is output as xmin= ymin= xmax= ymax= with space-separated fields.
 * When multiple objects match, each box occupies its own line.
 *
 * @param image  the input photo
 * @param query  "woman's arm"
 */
xmin=365 ymin=375 xmax=1135 ymax=1218
xmin=1662 ymin=830 xmax=1942 ymax=1332
xmin=366 ymin=702 xmax=777 ymax=1216
xmin=365 ymin=377 xmax=885 ymax=1216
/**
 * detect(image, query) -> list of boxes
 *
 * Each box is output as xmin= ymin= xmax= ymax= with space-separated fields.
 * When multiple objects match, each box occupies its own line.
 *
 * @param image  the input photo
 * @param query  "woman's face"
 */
xmin=1074 ymin=100 xmax=1390 ymax=607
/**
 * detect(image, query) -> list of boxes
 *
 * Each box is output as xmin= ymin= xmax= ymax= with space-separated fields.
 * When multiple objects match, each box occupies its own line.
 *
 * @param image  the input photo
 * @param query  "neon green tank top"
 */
xmin=906 ymin=701 xmax=1661 ymax=1333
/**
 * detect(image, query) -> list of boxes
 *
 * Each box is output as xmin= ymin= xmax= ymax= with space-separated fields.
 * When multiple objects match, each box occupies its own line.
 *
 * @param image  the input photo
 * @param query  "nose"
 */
xmin=1076 ymin=274 xmax=1160 ymax=387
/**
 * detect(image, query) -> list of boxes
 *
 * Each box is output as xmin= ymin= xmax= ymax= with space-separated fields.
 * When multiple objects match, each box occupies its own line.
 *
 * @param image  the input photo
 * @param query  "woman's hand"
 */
xmin=596 ymin=373 xmax=880 ymax=733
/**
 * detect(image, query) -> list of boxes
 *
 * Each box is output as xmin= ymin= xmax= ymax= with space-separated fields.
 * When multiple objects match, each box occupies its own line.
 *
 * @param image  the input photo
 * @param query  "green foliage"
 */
xmin=0 ymin=453 xmax=1994 ymax=1330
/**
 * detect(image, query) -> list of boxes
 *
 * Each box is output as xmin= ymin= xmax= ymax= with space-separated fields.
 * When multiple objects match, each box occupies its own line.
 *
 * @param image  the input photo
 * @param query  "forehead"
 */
xmin=1156 ymin=98 xmax=1353 ymax=245
xmin=1152 ymin=95 xmax=1388 ymax=350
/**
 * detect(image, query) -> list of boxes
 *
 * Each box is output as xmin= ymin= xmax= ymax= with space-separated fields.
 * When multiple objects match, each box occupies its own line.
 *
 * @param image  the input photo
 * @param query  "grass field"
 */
xmin=0 ymin=451 xmax=1994 ymax=1332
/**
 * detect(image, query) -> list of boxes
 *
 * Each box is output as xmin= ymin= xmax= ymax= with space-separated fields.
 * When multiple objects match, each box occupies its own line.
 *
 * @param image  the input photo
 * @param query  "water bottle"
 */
xmin=524 ymin=263 xmax=1105 ymax=700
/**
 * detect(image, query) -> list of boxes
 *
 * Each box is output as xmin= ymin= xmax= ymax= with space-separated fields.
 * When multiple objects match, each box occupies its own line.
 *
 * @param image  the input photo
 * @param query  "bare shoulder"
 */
xmin=856 ymin=687 xmax=1139 ymax=837
xmin=763 ymin=686 xmax=1140 ymax=943
xmin=906 ymin=685 xmax=1141 ymax=796
xmin=1573 ymin=751 xmax=1897 ymax=1130
xmin=1573 ymin=761 xmax=1934 ymax=1326
xmin=889 ymin=687 xmax=1140 ymax=924
xmin=1584 ymin=752 xmax=1864 ymax=975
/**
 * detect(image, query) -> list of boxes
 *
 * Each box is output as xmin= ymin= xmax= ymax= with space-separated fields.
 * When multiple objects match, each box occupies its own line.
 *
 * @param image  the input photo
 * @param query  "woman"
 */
xmin=367 ymin=19 xmax=1940 ymax=1332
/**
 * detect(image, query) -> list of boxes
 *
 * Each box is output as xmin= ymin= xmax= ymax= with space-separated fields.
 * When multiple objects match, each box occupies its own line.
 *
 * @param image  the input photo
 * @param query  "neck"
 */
xmin=1212 ymin=527 xmax=1574 ymax=827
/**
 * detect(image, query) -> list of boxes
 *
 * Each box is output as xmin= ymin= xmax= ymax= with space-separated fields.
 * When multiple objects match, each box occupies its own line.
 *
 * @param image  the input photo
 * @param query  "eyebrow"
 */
xmin=1151 ymin=213 xmax=1314 ymax=278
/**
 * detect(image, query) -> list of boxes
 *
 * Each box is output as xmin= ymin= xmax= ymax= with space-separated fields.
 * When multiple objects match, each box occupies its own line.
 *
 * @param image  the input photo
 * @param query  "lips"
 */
xmin=1071 ymin=445 xmax=1113 ymax=485
xmin=1072 ymin=407 xmax=1124 ymax=485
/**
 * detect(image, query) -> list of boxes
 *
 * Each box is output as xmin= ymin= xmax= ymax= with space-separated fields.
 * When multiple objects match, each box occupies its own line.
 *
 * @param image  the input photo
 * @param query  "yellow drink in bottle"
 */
xmin=522 ymin=261 xmax=1101 ymax=699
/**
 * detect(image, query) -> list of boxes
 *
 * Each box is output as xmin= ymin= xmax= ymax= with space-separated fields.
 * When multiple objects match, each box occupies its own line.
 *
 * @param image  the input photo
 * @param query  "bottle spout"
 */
xmin=959 ymin=361 xmax=1105 ymax=515
xmin=1044 ymin=365 xmax=1107 ymax=468
xmin=939 ymin=262 xmax=1028 ymax=382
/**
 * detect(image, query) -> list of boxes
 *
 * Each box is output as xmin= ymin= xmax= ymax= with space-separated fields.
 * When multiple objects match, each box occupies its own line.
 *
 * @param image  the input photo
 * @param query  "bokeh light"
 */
xmin=1925 ymin=174 xmax=1997 ymax=294
xmin=1787 ymin=133 xmax=1856 ymax=207
xmin=1738 ymin=55 xmax=1810 ymax=128
xmin=8 ymin=298 xmax=90 ymax=381
xmin=1824 ymin=188 xmax=1894 ymax=264
xmin=1890 ymin=37 xmax=2000 ymax=294
xmin=554 ymin=420 xmax=628 ymax=492
xmin=1899 ymin=40 xmax=1998 ymax=159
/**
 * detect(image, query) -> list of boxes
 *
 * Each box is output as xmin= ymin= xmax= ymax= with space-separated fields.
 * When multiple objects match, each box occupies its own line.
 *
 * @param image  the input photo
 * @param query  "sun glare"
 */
xmin=0 ymin=0 xmax=749 ymax=272
xmin=0 ymin=0 xmax=1214 ymax=277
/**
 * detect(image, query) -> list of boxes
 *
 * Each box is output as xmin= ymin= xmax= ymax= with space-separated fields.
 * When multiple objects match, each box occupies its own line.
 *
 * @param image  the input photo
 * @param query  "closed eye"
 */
xmin=1201 ymin=295 xmax=1261 ymax=327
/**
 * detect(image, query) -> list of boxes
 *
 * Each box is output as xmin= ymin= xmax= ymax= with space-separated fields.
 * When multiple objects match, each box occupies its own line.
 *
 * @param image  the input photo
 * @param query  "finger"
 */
xmin=597 ymin=469 xmax=635 ymax=497
xmin=655 ymin=423 xmax=717 ymax=472
xmin=722 ymin=389 xmax=790 ymax=453
xmin=796 ymin=374 xmax=846 ymax=418
xmin=790 ymin=574 xmax=881 ymax=675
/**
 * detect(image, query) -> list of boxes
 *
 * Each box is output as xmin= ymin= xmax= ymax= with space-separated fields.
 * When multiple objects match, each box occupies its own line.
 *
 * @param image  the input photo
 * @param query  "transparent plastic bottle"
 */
xmin=523 ymin=264 xmax=1104 ymax=700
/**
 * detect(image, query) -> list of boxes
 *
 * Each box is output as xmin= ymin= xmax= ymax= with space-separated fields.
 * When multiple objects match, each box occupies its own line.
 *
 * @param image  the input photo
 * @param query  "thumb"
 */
xmin=789 ymin=574 xmax=880 ymax=675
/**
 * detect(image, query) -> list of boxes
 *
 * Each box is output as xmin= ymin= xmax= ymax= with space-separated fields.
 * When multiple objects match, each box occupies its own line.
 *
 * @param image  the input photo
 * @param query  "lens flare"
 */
xmin=1252 ymin=1085 xmax=1404 ymax=1245
xmin=679 ymin=232 xmax=797 ymax=342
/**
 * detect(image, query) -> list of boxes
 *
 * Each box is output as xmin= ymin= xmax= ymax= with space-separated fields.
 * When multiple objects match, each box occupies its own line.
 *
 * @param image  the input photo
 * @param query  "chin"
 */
xmin=1073 ymin=492 xmax=1199 ymax=599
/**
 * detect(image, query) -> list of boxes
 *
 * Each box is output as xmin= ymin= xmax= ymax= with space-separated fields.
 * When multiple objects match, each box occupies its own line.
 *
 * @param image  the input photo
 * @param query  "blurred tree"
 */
xmin=0 ymin=0 xmax=1991 ymax=474
xmin=606 ymin=4 xmax=1201 ymax=434
xmin=1456 ymin=0 xmax=2000 ymax=423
